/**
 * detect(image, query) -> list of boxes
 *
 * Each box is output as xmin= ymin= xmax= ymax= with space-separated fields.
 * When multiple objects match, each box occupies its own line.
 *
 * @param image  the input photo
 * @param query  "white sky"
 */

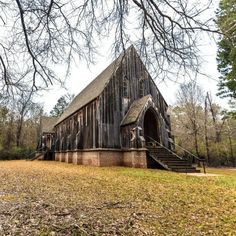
xmin=39 ymin=0 xmax=230 ymax=113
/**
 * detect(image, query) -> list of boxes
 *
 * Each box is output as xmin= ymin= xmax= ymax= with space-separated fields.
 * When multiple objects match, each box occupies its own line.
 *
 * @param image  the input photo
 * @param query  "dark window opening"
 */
xmin=123 ymin=76 xmax=129 ymax=97
xmin=139 ymin=79 xmax=145 ymax=97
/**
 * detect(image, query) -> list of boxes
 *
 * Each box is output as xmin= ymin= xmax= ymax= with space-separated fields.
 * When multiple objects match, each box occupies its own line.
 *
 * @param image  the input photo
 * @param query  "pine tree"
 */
xmin=50 ymin=94 xmax=74 ymax=117
xmin=217 ymin=0 xmax=236 ymax=99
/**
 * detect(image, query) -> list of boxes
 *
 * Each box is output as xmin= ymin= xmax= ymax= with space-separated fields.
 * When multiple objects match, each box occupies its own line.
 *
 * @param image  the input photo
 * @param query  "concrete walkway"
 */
xmin=186 ymin=173 xmax=223 ymax=177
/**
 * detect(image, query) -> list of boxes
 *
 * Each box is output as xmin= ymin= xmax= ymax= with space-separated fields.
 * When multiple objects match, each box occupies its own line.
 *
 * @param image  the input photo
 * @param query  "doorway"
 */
xmin=143 ymin=108 xmax=161 ymax=168
xmin=143 ymin=108 xmax=159 ymax=143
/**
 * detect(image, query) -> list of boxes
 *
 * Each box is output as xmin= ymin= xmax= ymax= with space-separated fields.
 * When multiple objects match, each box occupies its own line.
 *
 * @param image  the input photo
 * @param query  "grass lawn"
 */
xmin=0 ymin=161 xmax=236 ymax=235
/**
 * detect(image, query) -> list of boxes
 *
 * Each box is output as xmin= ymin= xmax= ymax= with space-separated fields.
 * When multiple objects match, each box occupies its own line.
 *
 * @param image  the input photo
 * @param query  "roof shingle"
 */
xmin=120 ymin=95 xmax=152 ymax=126
xmin=41 ymin=116 xmax=58 ymax=133
xmin=55 ymin=52 xmax=124 ymax=125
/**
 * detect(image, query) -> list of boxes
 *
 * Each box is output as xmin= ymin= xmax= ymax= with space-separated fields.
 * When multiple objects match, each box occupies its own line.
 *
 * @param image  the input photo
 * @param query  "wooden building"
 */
xmin=38 ymin=46 xmax=200 ymax=172
xmin=39 ymin=116 xmax=57 ymax=150
xmin=37 ymin=116 xmax=57 ymax=160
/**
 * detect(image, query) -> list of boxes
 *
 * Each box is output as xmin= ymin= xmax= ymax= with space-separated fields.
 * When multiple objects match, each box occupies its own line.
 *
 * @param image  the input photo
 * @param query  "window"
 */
xmin=123 ymin=76 xmax=129 ymax=97
xmin=59 ymin=126 xmax=62 ymax=137
xmin=63 ymin=124 xmax=66 ymax=135
xmin=77 ymin=112 xmax=83 ymax=131
xmin=70 ymin=118 xmax=73 ymax=132
xmin=77 ymin=114 xmax=80 ymax=132
xmin=139 ymin=79 xmax=145 ymax=97
xmin=85 ymin=106 xmax=88 ymax=126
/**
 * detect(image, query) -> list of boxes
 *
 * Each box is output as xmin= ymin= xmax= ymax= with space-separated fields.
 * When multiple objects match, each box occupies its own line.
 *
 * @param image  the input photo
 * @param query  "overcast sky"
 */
xmin=40 ymin=0 xmax=229 ymax=113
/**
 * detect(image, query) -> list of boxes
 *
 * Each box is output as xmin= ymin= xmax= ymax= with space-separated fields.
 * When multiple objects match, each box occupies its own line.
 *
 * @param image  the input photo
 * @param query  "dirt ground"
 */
xmin=0 ymin=161 xmax=236 ymax=235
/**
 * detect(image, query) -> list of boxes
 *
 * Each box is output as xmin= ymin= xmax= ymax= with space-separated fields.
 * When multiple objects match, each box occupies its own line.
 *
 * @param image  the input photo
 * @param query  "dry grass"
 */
xmin=0 ymin=161 xmax=236 ymax=235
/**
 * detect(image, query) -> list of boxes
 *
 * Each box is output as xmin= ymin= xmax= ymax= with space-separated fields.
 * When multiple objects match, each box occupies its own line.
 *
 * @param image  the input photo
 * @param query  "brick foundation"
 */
xmin=55 ymin=152 xmax=60 ymax=161
xmin=72 ymin=151 xmax=82 ymax=164
xmin=123 ymin=149 xmax=147 ymax=168
xmin=55 ymin=149 xmax=147 ymax=168
xmin=65 ymin=151 xmax=73 ymax=163
xmin=98 ymin=151 xmax=123 ymax=166
xmin=59 ymin=152 xmax=66 ymax=162
xmin=35 ymin=152 xmax=44 ymax=160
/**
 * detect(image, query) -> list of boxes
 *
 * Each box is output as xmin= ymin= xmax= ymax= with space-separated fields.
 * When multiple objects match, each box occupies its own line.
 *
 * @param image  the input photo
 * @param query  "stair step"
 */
xmin=147 ymin=147 xmax=201 ymax=173
xmin=156 ymin=149 xmax=171 ymax=153
xmin=172 ymin=168 xmax=201 ymax=173
xmin=168 ymin=165 xmax=193 ymax=169
xmin=170 ymin=165 xmax=195 ymax=169
xmin=158 ymin=156 xmax=178 ymax=159
xmin=155 ymin=153 xmax=176 ymax=156
xmin=162 ymin=160 xmax=187 ymax=163
xmin=172 ymin=167 xmax=197 ymax=171
xmin=157 ymin=158 xmax=182 ymax=161
xmin=163 ymin=162 xmax=191 ymax=166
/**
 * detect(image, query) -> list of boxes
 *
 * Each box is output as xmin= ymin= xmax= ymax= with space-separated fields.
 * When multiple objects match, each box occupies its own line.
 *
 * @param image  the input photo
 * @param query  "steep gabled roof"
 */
xmin=55 ymin=45 xmax=168 ymax=126
xmin=41 ymin=116 xmax=58 ymax=133
xmin=120 ymin=95 xmax=152 ymax=126
xmin=55 ymin=50 xmax=126 ymax=125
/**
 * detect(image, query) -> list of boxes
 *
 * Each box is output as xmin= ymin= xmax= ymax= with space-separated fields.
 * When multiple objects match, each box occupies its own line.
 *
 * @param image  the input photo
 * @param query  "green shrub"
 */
xmin=0 ymin=147 xmax=34 ymax=160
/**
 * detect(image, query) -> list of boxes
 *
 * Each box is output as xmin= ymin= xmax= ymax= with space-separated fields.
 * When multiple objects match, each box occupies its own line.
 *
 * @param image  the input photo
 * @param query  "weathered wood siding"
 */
xmin=97 ymin=46 xmax=171 ymax=149
xmin=55 ymin=99 xmax=98 ymax=150
xmin=55 ymin=46 xmax=171 ymax=150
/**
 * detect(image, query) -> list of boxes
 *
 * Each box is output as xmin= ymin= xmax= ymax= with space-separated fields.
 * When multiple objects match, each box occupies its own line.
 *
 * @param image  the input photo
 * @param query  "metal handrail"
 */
xmin=146 ymin=136 xmax=184 ymax=160
xmin=173 ymin=142 xmax=206 ymax=174
xmin=146 ymin=136 xmax=189 ymax=173
xmin=26 ymin=146 xmax=45 ymax=160
xmin=174 ymin=142 xmax=202 ymax=162
xmin=146 ymin=136 xmax=206 ymax=174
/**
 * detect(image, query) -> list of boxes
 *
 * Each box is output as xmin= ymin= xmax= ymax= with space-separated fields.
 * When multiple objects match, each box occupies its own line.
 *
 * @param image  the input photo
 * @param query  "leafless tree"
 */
xmin=204 ymin=95 xmax=210 ymax=163
xmin=0 ymin=0 xmax=218 ymax=94
xmin=14 ymin=90 xmax=43 ymax=147
xmin=176 ymin=81 xmax=204 ymax=156
xmin=206 ymin=92 xmax=225 ymax=143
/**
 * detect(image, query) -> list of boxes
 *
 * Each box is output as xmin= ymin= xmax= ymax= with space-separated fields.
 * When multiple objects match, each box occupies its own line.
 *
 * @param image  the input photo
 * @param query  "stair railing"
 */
xmin=146 ymin=136 xmax=190 ymax=173
xmin=173 ymin=142 xmax=206 ymax=174
xmin=26 ymin=147 xmax=42 ymax=159
xmin=146 ymin=136 xmax=206 ymax=174
xmin=146 ymin=136 xmax=184 ymax=160
xmin=26 ymin=146 xmax=46 ymax=161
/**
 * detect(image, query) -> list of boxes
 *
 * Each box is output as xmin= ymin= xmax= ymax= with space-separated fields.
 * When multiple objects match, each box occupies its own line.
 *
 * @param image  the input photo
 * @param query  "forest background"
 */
xmin=0 ymin=0 xmax=236 ymax=166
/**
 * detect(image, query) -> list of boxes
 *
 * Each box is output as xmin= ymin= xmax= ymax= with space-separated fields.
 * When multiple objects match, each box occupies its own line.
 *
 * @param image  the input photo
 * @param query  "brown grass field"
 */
xmin=0 ymin=160 xmax=236 ymax=235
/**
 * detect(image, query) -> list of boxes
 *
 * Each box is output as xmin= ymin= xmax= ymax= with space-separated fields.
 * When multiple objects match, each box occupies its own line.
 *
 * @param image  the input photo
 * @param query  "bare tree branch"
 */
xmin=0 ymin=0 xmax=219 ymax=95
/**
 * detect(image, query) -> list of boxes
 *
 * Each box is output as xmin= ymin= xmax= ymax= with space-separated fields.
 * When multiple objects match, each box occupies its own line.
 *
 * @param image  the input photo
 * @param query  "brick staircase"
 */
xmin=26 ymin=147 xmax=51 ymax=161
xmin=148 ymin=146 xmax=200 ymax=173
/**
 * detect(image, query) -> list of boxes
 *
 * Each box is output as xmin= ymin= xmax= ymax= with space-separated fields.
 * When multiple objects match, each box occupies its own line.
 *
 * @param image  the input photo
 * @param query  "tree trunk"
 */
xmin=206 ymin=92 xmax=221 ymax=143
xmin=228 ymin=128 xmax=235 ymax=167
xmin=16 ymin=115 xmax=24 ymax=147
xmin=204 ymin=96 xmax=210 ymax=164
xmin=5 ymin=114 xmax=14 ymax=150
xmin=194 ymin=130 xmax=200 ymax=157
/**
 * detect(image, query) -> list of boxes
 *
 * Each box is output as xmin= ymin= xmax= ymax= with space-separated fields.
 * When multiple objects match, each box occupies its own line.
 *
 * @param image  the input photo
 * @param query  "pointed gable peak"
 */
xmin=55 ymin=45 xmax=144 ymax=126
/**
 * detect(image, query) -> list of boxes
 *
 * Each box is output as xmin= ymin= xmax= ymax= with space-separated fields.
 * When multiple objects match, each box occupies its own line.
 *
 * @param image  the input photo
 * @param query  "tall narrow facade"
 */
xmin=39 ymin=46 xmax=174 ymax=168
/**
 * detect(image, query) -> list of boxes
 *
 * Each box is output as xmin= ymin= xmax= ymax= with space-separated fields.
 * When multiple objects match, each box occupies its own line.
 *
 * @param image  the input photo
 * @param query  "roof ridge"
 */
xmin=120 ymin=95 xmax=152 ymax=126
xmin=55 ymin=47 xmax=131 ymax=125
